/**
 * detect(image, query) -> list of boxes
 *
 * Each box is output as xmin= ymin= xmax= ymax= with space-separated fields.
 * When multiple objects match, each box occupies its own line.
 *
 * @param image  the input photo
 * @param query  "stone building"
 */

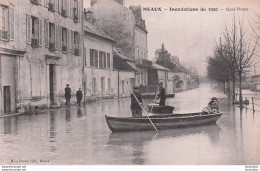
xmin=0 ymin=0 xmax=83 ymax=115
xmin=89 ymin=0 xmax=149 ymax=86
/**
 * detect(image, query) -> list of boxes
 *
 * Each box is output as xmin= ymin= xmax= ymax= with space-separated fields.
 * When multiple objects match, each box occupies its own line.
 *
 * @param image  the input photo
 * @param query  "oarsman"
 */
xmin=157 ymin=82 xmax=166 ymax=106
xmin=130 ymin=86 xmax=143 ymax=118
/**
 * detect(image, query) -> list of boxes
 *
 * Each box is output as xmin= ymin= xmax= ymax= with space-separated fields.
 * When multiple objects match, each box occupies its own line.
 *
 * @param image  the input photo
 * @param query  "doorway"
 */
xmin=49 ymin=64 xmax=55 ymax=105
xmin=3 ymin=86 xmax=11 ymax=113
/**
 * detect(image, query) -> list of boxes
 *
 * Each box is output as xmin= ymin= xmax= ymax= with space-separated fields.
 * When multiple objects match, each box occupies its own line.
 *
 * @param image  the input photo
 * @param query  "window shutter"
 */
xmin=70 ymin=0 xmax=74 ymax=18
xmin=9 ymin=8 xmax=14 ymax=40
xmin=84 ymin=47 xmax=86 ymax=66
xmin=55 ymin=24 xmax=58 ymax=49
xmin=59 ymin=26 xmax=62 ymax=50
xmin=44 ymin=19 xmax=49 ymax=47
xmin=26 ymin=14 xmax=31 ymax=44
xmin=55 ymin=0 xmax=58 ymax=12
xmin=78 ymin=0 xmax=80 ymax=22
xmin=71 ymin=30 xmax=74 ymax=53
xmin=67 ymin=29 xmax=70 ymax=52
xmin=39 ymin=19 xmax=43 ymax=46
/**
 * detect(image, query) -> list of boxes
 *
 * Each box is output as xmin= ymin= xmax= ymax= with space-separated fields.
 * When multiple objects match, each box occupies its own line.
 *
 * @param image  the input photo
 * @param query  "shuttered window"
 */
xmin=9 ymin=8 xmax=14 ymax=40
xmin=39 ymin=19 xmax=43 ymax=46
xmin=90 ymin=49 xmax=94 ymax=67
xmin=26 ymin=14 xmax=31 ymax=44
xmin=44 ymin=19 xmax=49 ymax=47
xmin=95 ymin=49 xmax=98 ymax=67
xmin=107 ymin=53 xmax=110 ymax=69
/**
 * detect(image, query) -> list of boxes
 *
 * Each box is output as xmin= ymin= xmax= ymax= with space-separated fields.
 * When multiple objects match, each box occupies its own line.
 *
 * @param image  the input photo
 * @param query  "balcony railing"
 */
xmin=0 ymin=30 xmax=9 ymax=40
xmin=62 ymin=45 xmax=67 ymax=52
xmin=49 ymin=42 xmax=55 ymax=51
xmin=61 ymin=9 xmax=67 ymax=17
xmin=74 ymin=48 xmax=79 ymax=56
xmin=48 ymin=3 xmax=55 ymax=12
xmin=31 ymin=38 xmax=39 ymax=47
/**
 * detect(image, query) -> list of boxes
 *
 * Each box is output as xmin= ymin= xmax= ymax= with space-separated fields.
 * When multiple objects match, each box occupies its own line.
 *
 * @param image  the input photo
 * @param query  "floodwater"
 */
xmin=0 ymin=86 xmax=259 ymax=165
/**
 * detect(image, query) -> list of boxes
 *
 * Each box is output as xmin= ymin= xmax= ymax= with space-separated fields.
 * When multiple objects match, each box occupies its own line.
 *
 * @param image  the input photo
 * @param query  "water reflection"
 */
xmin=4 ymin=117 xmax=11 ymax=134
xmin=107 ymin=124 xmax=221 ymax=164
xmin=77 ymin=108 xmax=82 ymax=118
xmin=65 ymin=108 xmax=71 ymax=122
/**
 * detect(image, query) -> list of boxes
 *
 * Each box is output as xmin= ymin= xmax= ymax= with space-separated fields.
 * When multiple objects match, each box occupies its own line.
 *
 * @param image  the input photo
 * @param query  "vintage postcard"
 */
xmin=0 ymin=0 xmax=259 ymax=170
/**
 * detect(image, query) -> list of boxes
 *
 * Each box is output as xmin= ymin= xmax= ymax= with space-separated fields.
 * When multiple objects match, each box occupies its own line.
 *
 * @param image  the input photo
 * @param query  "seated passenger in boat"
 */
xmin=202 ymin=97 xmax=219 ymax=115
xmin=208 ymin=97 xmax=219 ymax=113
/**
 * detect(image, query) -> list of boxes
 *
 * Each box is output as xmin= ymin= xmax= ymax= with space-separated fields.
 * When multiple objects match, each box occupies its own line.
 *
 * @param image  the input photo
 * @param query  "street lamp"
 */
xmin=254 ymin=62 xmax=260 ymax=75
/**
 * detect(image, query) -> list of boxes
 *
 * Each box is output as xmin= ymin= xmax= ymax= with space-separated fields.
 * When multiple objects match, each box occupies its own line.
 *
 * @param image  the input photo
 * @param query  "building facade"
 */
xmin=0 ymin=0 xmax=83 ymax=115
xmin=90 ymin=0 xmax=149 ymax=86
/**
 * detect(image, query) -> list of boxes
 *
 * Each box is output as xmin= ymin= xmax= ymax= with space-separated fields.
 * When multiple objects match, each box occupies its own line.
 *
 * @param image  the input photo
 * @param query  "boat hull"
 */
xmin=105 ymin=113 xmax=222 ymax=132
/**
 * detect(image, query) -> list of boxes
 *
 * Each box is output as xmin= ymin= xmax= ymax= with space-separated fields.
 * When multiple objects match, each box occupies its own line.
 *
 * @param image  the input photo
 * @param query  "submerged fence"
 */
xmin=243 ymin=95 xmax=260 ymax=113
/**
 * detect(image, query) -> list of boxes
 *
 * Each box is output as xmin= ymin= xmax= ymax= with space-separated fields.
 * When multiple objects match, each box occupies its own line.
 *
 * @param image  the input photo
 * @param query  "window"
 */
xmin=62 ymin=27 xmax=68 ymax=51
xmin=61 ymin=0 xmax=67 ymax=17
xmin=94 ymin=50 xmax=98 ymax=67
xmin=71 ymin=31 xmax=80 ymax=55
xmin=73 ymin=0 xmax=79 ymax=21
xmin=26 ymin=15 xmax=42 ymax=47
xmin=107 ymin=53 xmax=110 ymax=69
xmin=0 ymin=5 xmax=14 ymax=40
xmin=90 ymin=49 xmax=95 ymax=67
xmin=122 ymin=80 xmax=125 ymax=94
xmin=48 ymin=0 xmax=55 ymax=12
xmin=99 ymin=51 xmax=106 ymax=68
xmin=49 ymin=22 xmax=55 ymax=50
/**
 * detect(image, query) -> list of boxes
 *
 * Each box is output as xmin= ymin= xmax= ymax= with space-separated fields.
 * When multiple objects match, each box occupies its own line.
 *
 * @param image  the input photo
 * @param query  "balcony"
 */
xmin=62 ymin=46 xmax=67 ymax=52
xmin=49 ymin=42 xmax=55 ymax=51
xmin=61 ymin=9 xmax=67 ymax=17
xmin=31 ymin=38 xmax=39 ymax=47
xmin=0 ymin=30 xmax=9 ymax=40
xmin=48 ymin=3 xmax=55 ymax=12
xmin=30 ymin=0 xmax=39 ymax=5
xmin=74 ymin=48 xmax=79 ymax=56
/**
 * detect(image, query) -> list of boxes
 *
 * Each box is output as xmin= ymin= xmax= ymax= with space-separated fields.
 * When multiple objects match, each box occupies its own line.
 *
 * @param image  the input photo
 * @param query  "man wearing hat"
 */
xmin=130 ymin=86 xmax=143 ymax=118
xmin=65 ymin=84 xmax=71 ymax=107
xmin=157 ymin=82 xmax=166 ymax=106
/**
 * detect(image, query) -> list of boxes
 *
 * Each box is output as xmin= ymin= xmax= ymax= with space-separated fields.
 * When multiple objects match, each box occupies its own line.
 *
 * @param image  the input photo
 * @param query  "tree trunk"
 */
xmin=239 ymin=72 xmax=243 ymax=109
xmin=232 ymin=75 xmax=236 ymax=102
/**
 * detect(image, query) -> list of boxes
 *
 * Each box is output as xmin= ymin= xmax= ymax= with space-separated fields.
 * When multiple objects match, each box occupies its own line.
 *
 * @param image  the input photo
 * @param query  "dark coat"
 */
xmin=130 ymin=92 xmax=142 ymax=110
xmin=158 ymin=87 xmax=166 ymax=100
xmin=76 ymin=90 xmax=83 ymax=100
xmin=65 ymin=87 xmax=71 ymax=99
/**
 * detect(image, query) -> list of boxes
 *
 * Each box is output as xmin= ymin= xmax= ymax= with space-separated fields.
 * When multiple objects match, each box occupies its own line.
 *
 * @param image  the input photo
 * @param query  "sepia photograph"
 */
xmin=0 ymin=0 xmax=260 ymax=170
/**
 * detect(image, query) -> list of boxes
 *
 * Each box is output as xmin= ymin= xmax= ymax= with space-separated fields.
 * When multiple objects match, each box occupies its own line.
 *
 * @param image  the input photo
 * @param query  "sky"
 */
xmin=84 ymin=0 xmax=260 ymax=76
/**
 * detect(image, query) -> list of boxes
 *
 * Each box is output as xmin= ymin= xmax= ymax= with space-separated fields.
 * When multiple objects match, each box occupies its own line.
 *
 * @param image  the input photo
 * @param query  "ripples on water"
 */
xmin=0 ymin=86 xmax=259 ymax=165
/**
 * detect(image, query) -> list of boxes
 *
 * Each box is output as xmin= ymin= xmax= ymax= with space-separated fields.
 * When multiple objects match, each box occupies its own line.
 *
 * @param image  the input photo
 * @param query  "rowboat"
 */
xmin=105 ymin=112 xmax=222 ymax=132
xmin=147 ymin=103 xmax=174 ymax=113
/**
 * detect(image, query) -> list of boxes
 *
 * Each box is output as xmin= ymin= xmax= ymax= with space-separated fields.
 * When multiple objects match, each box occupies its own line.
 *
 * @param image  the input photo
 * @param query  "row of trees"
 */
xmin=207 ymin=16 xmax=258 ymax=108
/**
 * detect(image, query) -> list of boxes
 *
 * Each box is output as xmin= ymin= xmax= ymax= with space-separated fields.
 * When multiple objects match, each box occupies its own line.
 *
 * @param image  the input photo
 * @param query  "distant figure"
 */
xmin=208 ymin=97 xmax=219 ymax=113
xmin=65 ymin=84 xmax=71 ymax=107
xmin=76 ymin=88 xmax=83 ymax=107
xmin=157 ymin=82 xmax=166 ymax=106
xmin=130 ymin=86 xmax=143 ymax=118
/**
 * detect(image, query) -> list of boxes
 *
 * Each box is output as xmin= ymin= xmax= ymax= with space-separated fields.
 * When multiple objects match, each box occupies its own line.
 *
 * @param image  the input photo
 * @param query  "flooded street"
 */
xmin=0 ymin=86 xmax=260 ymax=165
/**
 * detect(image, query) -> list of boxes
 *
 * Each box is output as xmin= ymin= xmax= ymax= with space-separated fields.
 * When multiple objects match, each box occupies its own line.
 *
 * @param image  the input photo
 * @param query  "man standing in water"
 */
xmin=65 ymin=84 xmax=71 ymax=107
xmin=130 ymin=86 xmax=143 ymax=118
xmin=157 ymin=82 xmax=166 ymax=106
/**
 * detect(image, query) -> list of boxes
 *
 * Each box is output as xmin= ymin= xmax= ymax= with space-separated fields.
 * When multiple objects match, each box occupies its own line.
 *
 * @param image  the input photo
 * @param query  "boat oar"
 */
xmin=130 ymin=88 xmax=158 ymax=132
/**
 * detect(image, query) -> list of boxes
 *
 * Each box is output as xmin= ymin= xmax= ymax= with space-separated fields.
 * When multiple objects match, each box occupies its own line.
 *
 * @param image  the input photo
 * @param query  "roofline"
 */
xmin=84 ymin=30 xmax=116 ymax=43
